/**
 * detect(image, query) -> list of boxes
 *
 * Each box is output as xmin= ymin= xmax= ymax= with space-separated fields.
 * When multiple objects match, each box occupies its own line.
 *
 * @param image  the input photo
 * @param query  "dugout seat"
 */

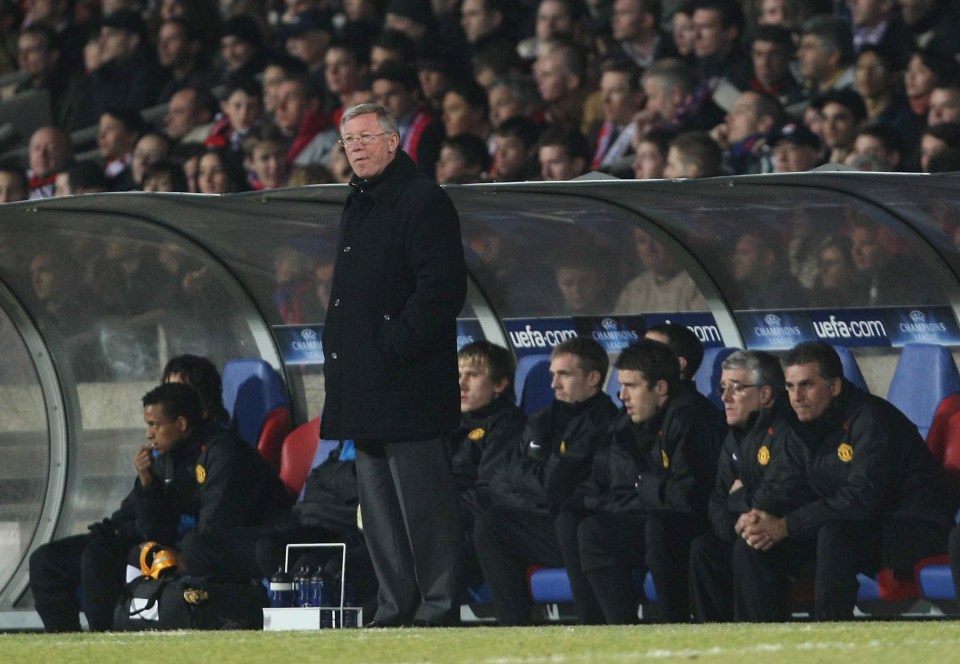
xmin=515 ymin=354 xmax=554 ymax=416
xmin=222 ymin=358 xmax=292 ymax=472
xmin=527 ymin=567 xmax=656 ymax=604
xmin=278 ymin=418 xmax=321 ymax=500
xmin=693 ymin=346 xmax=738 ymax=409
xmin=886 ymin=343 xmax=960 ymax=439
xmin=833 ymin=345 xmax=869 ymax=393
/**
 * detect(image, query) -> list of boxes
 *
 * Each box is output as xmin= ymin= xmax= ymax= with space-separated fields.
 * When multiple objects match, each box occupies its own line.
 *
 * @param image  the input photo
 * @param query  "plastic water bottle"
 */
xmin=341 ymin=578 xmax=357 ymax=628
xmin=315 ymin=570 xmax=333 ymax=628
xmin=308 ymin=568 xmax=322 ymax=608
xmin=294 ymin=565 xmax=311 ymax=608
xmin=268 ymin=566 xmax=294 ymax=608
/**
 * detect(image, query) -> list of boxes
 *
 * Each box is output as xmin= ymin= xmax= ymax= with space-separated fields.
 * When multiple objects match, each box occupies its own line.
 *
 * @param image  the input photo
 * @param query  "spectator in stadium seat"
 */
xmin=204 ymin=76 xmax=265 ymax=155
xmin=898 ymin=0 xmax=960 ymax=57
xmin=368 ymin=28 xmax=418 ymax=72
xmin=849 ymin=124 xmax=903 ymax=171
xmin=274 ymin=73 xmax=331 ymax=165
xmin=29 ymin=381 xmax=290 ymax=632
xmin=195 ymin=146 xmax=250 ymax=194
xmin=217 ymin=14 xmax=269 ymax=87
xmin=12 ymin=23 xmax=95 ymax=131
xmin=475 ymin=337 xmax=618 ymax=626
xmin=736 ymin=341 xmax=957 ymax=621
xmin=164 ymin=87 xmax=216 ymax=145
xmin=614 ymin=227 xmax=708 ymax=314
xmin=635 ymin=58 xmax=726 ymax=137
xmin=87 ymin=10 xmax=165 ymax=117
xmin=920 ymin=122 xmax=960 ymax=172
xmin=280 ymin=8 xmax=334 ymax=92
xmin=689 ymin=350 xmax=800 ymax=622
xmin=853 ymin=46 xmax=914 ymax=136
xmin=611 ymin=0 xmax=678 ymax=70
xmin=53 ymin=161 xmax=109 ymax=197
xmin=848 ymin=0 xmax=910 ymax=59
xmin=690 ymin=0 xmax=751 ymax=91
xmin=460 ymin=0 xmax=512 ymax=61
xmin=769 ymin=122 xmax=823 ymax=173
xmin=632 ymin=127 xmax=676 ymax=179
xmin=491 ymin=115 xmax=541 ymax=182
xmin=663 ymin=131 xmax=723 ymax=178
xmin=747 ymin=25 xmax=807 ymax=116
xmin=27 ymin=125 xmax=73 ymax=199
xmin=443 ymin=80 xmax=492 ymax=142
xmin=0 ymin=162 xmax=28 ymax=203
xmin=261 ymin=53 xmax=309 ymax=117
xmin=383 ymin=0 xmax=439 ymax=52
xmin=130 ymin=132 xmax=171 ymax=190
xmin=244 ymin=124 xmax=291 ymax=190
xmin=904 ymin=49 xmax=959 ymax=127
xmin=371 ymin=61 xmax=443 ymax=176
xmin=534 ymin=36 xmax=590 ymax=131
xmin=558 ymin=337 xmax=725 ymax=623
xmin=517 ymin=0 xmax=581 ymax=62
xmin=324 ymin=38 xmax=370 ymax=129
xmin=589 ymin=59 xmax=644 ymax=177
xmin=711 ymin=90 xmax=783 ymax=174
xmin=96 ymin=108 xmax=144 ymax=191
xmin=488 ymin=75 xmax=544 ymax=130
xmin=450 ymin=341 xmax=527 ymax=591
xmin=796 ymin=14 xmax=856 ymax=97
xmin=141 ymin=158 xmax=189 ymax=192
xmin=811 ymin=89 xmax=866 ymax=165
xmin=155 ymin=17 xmax=217 ymax=103
xmin=928 ymin=81 xmax=960 ymax=127
xmin=538 ymin=125 xmax=590 ymax=181
xmin=435 ymin=134 xmax=491 ymax=184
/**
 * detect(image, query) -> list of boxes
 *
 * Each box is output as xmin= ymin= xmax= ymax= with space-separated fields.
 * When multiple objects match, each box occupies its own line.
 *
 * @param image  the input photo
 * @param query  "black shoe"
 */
xmin=363 ymin=619 xmax=404 ymax=628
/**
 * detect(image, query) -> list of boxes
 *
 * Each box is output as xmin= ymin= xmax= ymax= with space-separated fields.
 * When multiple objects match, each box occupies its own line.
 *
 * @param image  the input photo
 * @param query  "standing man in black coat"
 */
xmin=321 ymin=102 xmax=467 ymax=627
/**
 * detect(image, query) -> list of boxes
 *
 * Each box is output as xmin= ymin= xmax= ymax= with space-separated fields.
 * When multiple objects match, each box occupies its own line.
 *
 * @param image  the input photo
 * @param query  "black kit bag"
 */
xmin=114 ymin=575 xmax=268 ymax=631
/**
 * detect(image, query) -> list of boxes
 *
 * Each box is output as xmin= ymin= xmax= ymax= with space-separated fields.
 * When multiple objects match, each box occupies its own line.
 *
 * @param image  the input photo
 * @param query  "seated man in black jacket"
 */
xmin=29 ymin=381 xmax=291 ymax=632
xmin=474 ymin=337 xmax=618 ymax=626
xmin=449 ymin=341 xmax=526 ymax=589
xmin=558 ymin=338 xmax=726 ymax=624
xmin=688 ymin=349 xmax=806 ymax=622
xmin=736 ymin=341 xmax=959 ymax=621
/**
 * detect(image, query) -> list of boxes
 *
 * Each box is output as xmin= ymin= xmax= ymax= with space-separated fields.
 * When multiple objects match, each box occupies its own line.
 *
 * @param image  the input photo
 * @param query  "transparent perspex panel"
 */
xmin=0 ymin=308 xmax=48 ymax=596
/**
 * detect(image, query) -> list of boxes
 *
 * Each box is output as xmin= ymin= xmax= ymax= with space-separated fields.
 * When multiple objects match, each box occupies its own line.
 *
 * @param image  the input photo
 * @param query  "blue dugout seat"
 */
xmin=222 ymin=358 xmax=292 ymax=471
xmin=886 ymin=343 xmax=960 ymax=439
xmin=693 ymin=347 xmax=739 ymax=409
xmin=833 ymin=345 xmax=868 ymax=392
xmin=527 ymin=567 xmax=656 ymax=604
xmin=515 ymin=354 xmax=553 ymax=416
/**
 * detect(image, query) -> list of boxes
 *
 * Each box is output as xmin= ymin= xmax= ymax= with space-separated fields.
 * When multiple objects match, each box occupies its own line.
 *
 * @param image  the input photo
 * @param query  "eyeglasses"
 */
xmin=338 ymin=132 xmax=386 ymax=147
xmin=717 ymin=383 xmax=758 ymax=397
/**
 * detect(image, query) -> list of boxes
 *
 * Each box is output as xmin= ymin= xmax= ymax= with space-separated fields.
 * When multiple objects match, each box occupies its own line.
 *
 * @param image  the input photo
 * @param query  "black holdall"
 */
xmin=114 ymin=576 xmax=269 ymax=631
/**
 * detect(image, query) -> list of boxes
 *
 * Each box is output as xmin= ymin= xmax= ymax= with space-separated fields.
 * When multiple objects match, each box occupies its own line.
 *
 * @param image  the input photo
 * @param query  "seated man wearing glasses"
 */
xmin=735 ymin=342 xmax=958 ymax=621
xmin=688 ymin=350 xmax=808 ymax=622
xmin=556 ymin=338 xmax=727 ymax=624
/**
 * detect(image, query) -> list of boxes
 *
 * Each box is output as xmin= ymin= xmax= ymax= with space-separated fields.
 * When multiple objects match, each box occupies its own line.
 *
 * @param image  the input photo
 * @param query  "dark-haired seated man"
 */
xmin=735 ymin=342 xmax=958 ymax=621
xmin=29 ymin=382 xmax=290 ymax=632
xmin=161 ymin=353 xmax=230 ymax=425
xmin=474 ymin=337 xmax=618 ymax=625
xmin=557 ymin=339 xmax=726 ymax=624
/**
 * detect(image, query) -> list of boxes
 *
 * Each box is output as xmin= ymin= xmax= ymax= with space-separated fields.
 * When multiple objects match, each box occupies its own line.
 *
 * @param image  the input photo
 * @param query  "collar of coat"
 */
xmin=348 ymin=149 xmax=419 ymax=206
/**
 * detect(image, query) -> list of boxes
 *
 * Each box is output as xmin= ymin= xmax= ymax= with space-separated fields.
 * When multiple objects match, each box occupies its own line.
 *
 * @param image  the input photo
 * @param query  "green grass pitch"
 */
xmin=3 ymin=622 xmax=960 ymax=663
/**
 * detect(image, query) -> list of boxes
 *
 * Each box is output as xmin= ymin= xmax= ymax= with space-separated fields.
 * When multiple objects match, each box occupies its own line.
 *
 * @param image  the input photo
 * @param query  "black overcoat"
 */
xmin=320 ymin=150 xmax=467 ymax=442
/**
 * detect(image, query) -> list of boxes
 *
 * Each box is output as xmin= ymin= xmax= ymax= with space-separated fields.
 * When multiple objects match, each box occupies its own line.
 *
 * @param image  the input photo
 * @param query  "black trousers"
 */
xmin=945 ymin=523 xmax=960 ymax=610
xmin=689 ymin=531 xmax=735 ymax=623
xmin=733 ymin=521 xmax=875 ymax=621
xmin=473 ymin=506 xmax=563 ymax=626
xmin=29 ymin=533 xmax=132 ymax=632
xmin=355 ymin=436 xmax=462 ymax=626
xmin=559 ymin=510 xmax=699 ymax=624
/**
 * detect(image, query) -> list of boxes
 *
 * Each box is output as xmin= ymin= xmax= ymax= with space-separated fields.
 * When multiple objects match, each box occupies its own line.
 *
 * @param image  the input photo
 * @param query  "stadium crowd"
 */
xmin=0 ymin=0 xmax=959 ymax=203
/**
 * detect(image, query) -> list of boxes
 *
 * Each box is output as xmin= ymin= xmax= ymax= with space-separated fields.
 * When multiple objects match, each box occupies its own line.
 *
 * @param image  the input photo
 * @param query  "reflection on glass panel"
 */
xmin=667 ymin=194 xmax=947 ymax=311
xmin=0 ymin=313 xmax=47 ymax=595
xmin=0 ymin=218 xmax=263 ymax=544
xmin=461 ymin=198 xmax=709 ymax=319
